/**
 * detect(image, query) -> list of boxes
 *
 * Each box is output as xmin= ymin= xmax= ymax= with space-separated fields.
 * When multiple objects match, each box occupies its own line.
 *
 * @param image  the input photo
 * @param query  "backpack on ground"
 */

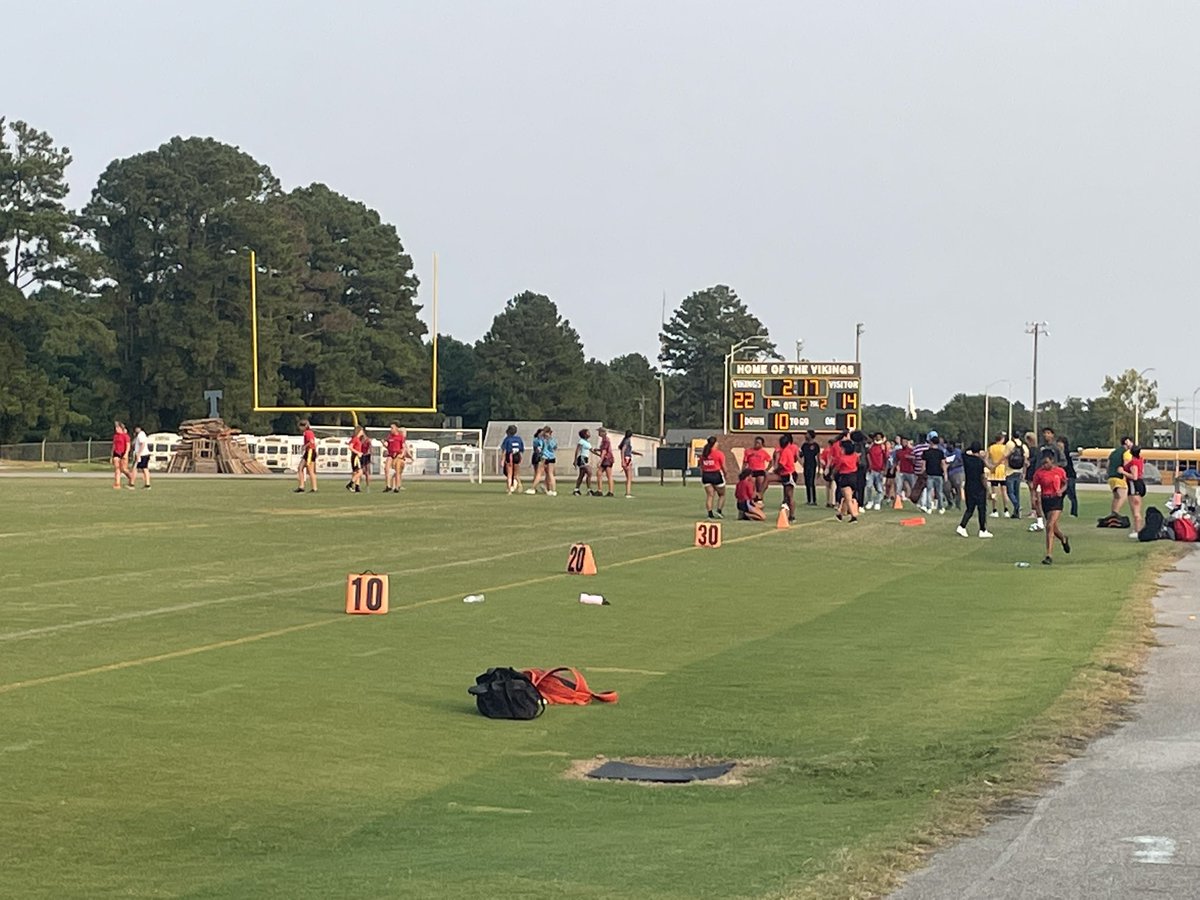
xmin=1171 ymin=518 xmax=1198 ymax=542
xmin=1007 ymin=443 xmax=1025 ymax=469
xmin=468 ymin=667 xmax=546 ymax=719
xmin=522 ymin=667 xmax=619 ymax=705
xmin=1097 ymin=513 xmax=1131 ymax=529
xmin=1138 ymin=507 xmax=1166 ymax=542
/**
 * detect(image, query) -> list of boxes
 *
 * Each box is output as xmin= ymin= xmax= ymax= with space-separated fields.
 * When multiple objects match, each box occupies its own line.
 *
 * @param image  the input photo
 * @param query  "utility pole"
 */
xmin=1025 ymin=322 xmax=1049 ymax=436
xmin=854 ymin=323 xmax=864 ymax=363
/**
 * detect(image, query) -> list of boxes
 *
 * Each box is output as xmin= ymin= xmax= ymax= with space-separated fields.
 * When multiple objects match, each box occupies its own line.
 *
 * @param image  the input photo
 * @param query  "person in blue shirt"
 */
xmin=526 ymin=426 xmax=559 ymax=496
xmin=500 ymin=425 xmax=525 ymax=494
xmin=943 ymin=441 xmax=965 ymax=510
xmin=573 ymin=428 xmax=595 ymax=496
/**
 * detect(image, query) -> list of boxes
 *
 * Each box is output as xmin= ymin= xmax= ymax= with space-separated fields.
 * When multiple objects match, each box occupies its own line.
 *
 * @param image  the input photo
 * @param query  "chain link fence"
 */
xmin=0 ymin=441 xmax=113 ymax=464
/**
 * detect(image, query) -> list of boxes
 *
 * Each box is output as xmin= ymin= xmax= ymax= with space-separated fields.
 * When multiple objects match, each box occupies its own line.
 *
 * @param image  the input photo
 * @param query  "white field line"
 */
xmin=0 ymin=523 xmax=670 ymax=643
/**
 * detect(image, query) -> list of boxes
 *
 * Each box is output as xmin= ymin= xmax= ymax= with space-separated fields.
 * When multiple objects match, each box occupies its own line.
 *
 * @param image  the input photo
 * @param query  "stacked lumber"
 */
xmin=167 ymin=418 xmax=271 ymax=475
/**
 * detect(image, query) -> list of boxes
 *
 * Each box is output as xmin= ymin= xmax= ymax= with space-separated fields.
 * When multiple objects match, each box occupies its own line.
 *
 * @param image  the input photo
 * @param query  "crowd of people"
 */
xmin=291 ymin=420 xmax=416 ymax=494
xmin=499 ymin=426 xmax=643 ymax=499
xmin=694 ymin=425 xmax=1086 ymax=564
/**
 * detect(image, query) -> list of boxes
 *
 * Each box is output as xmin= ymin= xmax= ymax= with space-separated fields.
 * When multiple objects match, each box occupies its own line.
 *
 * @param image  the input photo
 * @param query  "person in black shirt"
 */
xmin=799 ymin=430 xmax=821 ymax=506
xmin=922 ymin=433 xmax=948 ymax=515
xmin=955 ymin=442 xmax=994 ymax=538
xmin=1056 ymin=435 xmax=1078 ymax=517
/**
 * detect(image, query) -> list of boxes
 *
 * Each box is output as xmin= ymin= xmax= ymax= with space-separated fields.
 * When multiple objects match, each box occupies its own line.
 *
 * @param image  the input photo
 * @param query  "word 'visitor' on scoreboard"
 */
xmin=730 ymin=361 xmax=861 ymax=434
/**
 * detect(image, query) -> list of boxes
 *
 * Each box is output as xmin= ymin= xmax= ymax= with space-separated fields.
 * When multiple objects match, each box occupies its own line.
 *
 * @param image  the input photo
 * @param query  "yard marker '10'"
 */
xmin=345 ymin=572 xmax=390 ymax=614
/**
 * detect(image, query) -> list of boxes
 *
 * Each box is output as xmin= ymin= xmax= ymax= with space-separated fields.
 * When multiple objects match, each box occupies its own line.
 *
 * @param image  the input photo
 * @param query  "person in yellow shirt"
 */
xmin=985 ymin=432 xmax=1009 ymax=518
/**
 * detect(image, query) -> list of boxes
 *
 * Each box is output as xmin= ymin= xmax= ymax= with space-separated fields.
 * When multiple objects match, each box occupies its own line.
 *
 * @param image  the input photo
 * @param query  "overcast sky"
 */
xmin=18 ymin=2 xmax=1200 ymax=413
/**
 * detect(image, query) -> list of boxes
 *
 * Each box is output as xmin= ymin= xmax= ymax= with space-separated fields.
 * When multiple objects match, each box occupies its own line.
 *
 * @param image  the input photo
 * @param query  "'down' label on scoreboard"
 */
xmin=729 ymin=362 xmax=861 ymax=434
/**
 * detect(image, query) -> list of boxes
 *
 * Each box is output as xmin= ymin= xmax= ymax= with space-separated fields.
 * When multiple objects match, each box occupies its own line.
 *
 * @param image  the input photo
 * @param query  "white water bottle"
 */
xmin=1013 ymin=562 xmax=1031 ymax=569
xmin=463 ymin=594 xmax=485 ymax=603
xmin=579 ymin=593 xmax=608 ymax=606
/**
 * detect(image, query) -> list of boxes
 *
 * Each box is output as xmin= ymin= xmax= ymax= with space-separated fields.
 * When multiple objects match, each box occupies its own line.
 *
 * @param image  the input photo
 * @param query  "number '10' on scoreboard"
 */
xmin=728 ymin=361 xmax=862 ymax=434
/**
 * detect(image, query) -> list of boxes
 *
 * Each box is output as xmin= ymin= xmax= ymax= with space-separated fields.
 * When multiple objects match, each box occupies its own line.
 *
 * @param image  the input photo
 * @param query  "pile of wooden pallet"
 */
xmin=167 ymin=418 xmax=271 ymax=475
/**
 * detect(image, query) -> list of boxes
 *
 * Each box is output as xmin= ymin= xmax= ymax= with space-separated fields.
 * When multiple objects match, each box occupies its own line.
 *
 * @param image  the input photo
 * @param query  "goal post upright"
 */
xmin=248 ymin=250 xmax=440 ymax=416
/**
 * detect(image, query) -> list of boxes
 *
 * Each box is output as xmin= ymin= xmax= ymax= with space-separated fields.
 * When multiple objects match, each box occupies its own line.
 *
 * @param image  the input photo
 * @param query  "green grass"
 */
xmin=0 ymin=477 xmax=1176 ymax=899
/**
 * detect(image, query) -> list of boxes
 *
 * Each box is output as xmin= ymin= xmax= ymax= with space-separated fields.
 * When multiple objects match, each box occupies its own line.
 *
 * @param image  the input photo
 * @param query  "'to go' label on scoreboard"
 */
xmin=730 ymin=361 xmax=861 ymax=434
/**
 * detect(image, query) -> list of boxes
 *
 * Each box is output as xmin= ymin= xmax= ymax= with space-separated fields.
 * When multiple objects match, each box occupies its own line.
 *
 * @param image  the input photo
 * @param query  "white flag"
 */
xmin=907 ymin=387 xmax=917 ymax=421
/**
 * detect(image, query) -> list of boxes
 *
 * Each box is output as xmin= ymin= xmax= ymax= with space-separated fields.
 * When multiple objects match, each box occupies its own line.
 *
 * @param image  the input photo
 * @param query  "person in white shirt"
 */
xmin=132 ymin=426 xmax=152 ymax=488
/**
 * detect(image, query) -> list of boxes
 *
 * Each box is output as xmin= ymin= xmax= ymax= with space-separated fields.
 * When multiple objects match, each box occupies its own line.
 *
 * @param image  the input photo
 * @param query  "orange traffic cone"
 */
xmin=776 ymin=505 xmax=790 ymax=529
xmin=892 ymin=494 xmax=903 ymax=510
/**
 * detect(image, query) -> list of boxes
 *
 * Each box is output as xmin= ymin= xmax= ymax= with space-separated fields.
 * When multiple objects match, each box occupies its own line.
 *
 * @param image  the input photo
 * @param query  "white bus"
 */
xmin=439 ymin=443 xmax=481 ymax=477
xmin=255 ymin=435 xmax=303 ymax=473
xmin=146 ymin=432 xmax=181 ymax=471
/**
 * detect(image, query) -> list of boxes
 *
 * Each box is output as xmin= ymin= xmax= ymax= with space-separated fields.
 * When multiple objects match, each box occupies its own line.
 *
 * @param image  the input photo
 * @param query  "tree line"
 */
xmin=0 ymin=119 xmax=1179 ymax=447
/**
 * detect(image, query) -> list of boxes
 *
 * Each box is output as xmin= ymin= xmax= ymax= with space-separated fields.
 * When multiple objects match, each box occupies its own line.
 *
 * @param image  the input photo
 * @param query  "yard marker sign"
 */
xmin=345 ymin=572 xmax=390 ymax=614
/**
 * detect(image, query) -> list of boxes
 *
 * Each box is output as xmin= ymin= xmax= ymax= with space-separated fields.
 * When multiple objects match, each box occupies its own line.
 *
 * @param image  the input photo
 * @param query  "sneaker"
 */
xmin=979 ymin=530 xmax=994 ymax=538
xmin=714 ymin=510 xmax=723 ymax=519
xmin=308 ymin=488 xmax=317 ymax=493
xmin=345 ymin=482 xmax=353 ymax=492
xmin=605 ymin=492 xmax=615 ymax=497
xmin=547 ymin=490 xmax=557 ymax=496
xmin=849 ymin=516 xmax=858 ymax=523
xmin=354 ymin=485 xmax=361 ymax=493
xmin=1004 ymin=511 xmax=1013 ymax=518
xmin=126 ymin=485 xmax=136 ymax=491
xmin=625 ymin=494 xmax=633 ymax=499
xmin=293 ymin=487 xmax=304 ymax=493
xmin=572 ymin=489 xmax=581 ymax=496
xmin=1129 ymin=532 xmax=1139 ymax=540
xmin=836 ymin=513 xmax=843 ymax=521
xmin=1042 ymin=556 xmax=1053 ymax=565
xmin=1028 ymin=522 xmax=1043 ymax=532
xmin=873 ymin=503 xmax=881 ymax=511
xmin=524 ymin=489 xmax=536 ymax=495
xmin=955 ymin=525 xmax=969 ymax=538
xmin=1062 ymin=536 xmax=1071 ymax=554
xmin=991 ymin=510 xmax=999 ymax=518
xmin=938 ymin=508 xmax=945 ymax=515
xmin=707 ymin=511 xmax=715 ymax=519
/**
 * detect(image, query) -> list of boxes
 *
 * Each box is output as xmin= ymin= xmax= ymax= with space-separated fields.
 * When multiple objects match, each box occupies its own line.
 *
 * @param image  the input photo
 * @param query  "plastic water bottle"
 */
xmin=463 ymin=594 xmax=485 ymax=603
xmin=579 ymin=593 xmax=608 ymax=606
xmin=1014 ymin=562 xmax=1031 ymax=568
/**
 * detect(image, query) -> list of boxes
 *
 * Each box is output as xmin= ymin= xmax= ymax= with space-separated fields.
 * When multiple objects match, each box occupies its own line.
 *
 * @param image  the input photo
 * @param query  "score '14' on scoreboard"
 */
xmin=729 ymin=361 xmax=861 ymax=434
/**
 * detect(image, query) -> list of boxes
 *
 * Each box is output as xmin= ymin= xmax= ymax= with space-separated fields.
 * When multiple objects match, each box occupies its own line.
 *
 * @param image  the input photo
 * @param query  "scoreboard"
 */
xmin=729 ymin=361 xmax=861 ymax=434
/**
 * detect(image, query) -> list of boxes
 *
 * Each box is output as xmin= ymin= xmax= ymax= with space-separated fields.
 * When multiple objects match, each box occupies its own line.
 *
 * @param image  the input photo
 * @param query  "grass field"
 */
xmin=0 ymin=476 xmax=1178 ymax=899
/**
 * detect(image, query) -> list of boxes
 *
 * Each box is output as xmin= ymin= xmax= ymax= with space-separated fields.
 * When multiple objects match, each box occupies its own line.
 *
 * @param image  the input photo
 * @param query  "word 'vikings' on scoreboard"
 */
xmin=729 ymin=361 xmax=861 ymax=434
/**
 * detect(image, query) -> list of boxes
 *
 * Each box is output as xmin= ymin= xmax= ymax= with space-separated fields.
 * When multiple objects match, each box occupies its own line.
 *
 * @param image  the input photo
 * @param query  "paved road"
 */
xmin=891 ymin=548 xmax=1200 ymax=899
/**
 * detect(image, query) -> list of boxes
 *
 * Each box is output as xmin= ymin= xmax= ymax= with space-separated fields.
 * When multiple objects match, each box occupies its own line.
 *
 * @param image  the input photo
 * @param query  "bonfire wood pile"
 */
xmin=167 ymin=419 xmax=270 ymax=475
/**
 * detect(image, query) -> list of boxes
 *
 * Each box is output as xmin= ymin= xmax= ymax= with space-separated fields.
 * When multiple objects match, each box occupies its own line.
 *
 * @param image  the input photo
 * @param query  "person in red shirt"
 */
xmin=359 ymin=430 xmax=373 ymax=492
xmin=865 ymin=433 xmax=888 ymax=510
xmin=773 ymin=433 xmax=800 ymax=521
xmin=347 ymin=426 xmax=365 ymax=493
xmin=111 ymin=421 xmax=134 ymax=490
xmin=698 ymin=436 xmax=727 ymax=519
xmin=1121 ymin=446 xmax=1147 ymax=538
xmin=743 ymin=436 xmax=771 ymax=501
xmin=1031 ymin=450 xmax=1071 ymax=564
xmin=834 ymin=438 xmax=861 ymax=522
xmin=734 ymin=468 xmax=765 ymax=521
xmin=295 ymin=419 xmax=318 ymax=493
xmin=384 ymin=423 xmax=407 ymax=493
xmin=822 ymin=437 xmax=842 ymax=508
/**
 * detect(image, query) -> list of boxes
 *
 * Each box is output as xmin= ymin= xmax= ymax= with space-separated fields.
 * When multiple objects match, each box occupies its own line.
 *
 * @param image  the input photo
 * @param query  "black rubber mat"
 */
xmin=585 ymin=761 xmax=735 ymax=782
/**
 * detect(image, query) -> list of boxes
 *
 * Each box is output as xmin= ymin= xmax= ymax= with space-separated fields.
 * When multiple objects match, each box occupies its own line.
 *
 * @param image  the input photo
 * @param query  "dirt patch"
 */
xmin=563 ymin=755 xmax=772 ymax=787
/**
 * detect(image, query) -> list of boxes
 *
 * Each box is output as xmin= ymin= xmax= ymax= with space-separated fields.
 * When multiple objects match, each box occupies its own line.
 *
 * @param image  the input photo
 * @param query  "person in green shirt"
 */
xmin=1106 ymin=436 xmax=1133 ymax=516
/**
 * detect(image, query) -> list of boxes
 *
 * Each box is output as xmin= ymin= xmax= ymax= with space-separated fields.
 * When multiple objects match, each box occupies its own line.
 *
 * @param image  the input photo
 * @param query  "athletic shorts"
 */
xmin=701 ymin=472 xmax=725 ymax=487
xmin=1041 ymin=495 xmax=1064 ymax=512
xmin=542 ymin=457 xmax=556 ymax=467
xmin=600 ymin=459 xmax=613 ymax=470
xmin=136 ymin=456 xmax=150 ymax=470
xmin=1108 ymin=477 xmax=1127 ymax=491
xmin=749 ymin=469 xmax=767 ymax=478
xmin=360 ymin=454 xmax=371 ymax=469
xmin=1131 ymin=479 xmax=1146 ymax=497
xmin=531 ymin=452 xmax=542 ymax=468
xmin=351 ymin=454 xmax=361 ymax=472
xmin=989 ymin=479 xmax=1005 ymax=487
xmin=835 ymin=472 xmax=857 ymax=491
xmin=301 ymin=449 xmax=316 ymax=465
xmin=575 ymin=458 xmax=588 ymax=470
xmin=736 ymin=499 xmax=752 ymax=512
xmin=506 ymin=452 xmax=522 ymax=467
xmin=776 ymin=471 xmax=796 ymax=486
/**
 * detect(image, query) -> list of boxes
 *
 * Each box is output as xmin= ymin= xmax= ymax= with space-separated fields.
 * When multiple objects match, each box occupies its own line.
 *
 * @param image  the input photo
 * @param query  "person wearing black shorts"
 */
xmin=698 ymin=436 xmax=727 ymax=519
xmin=1031 ymin=450 xmax=1071 ymax=564
xmin=800 ymin=430 xmax=820 ymax=506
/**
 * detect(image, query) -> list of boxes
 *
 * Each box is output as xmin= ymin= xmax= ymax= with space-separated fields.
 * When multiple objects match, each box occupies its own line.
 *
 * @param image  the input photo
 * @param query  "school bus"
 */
xmin=1078 ymin=448 xmax=1200 ymax=485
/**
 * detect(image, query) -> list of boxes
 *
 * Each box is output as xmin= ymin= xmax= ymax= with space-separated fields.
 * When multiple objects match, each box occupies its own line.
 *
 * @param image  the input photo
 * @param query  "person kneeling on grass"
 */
xmin=735 ymin=469 xmax=765 ymax=521
xmin=1031 ymin=449 xmax=1071 ymax=565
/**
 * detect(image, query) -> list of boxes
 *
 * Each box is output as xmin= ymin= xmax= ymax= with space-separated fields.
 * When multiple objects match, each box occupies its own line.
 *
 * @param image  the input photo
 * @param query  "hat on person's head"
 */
xmin=927 ymin=430 xmax=938 ymax=439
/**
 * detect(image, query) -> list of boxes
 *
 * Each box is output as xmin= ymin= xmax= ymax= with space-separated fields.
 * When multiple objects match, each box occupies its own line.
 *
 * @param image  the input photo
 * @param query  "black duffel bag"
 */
xmin=468 ymin=667 xmax=546 ymax=720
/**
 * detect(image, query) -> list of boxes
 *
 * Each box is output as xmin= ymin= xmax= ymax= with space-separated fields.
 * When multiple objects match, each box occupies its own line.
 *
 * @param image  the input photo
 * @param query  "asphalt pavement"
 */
xmin=890 ymin=547 xmax=1200 ymax=899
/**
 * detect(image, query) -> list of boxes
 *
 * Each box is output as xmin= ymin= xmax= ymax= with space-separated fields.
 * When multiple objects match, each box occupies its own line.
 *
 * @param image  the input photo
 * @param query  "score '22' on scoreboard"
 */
xmin=729 ymin=361 xmax=861 ymax=434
